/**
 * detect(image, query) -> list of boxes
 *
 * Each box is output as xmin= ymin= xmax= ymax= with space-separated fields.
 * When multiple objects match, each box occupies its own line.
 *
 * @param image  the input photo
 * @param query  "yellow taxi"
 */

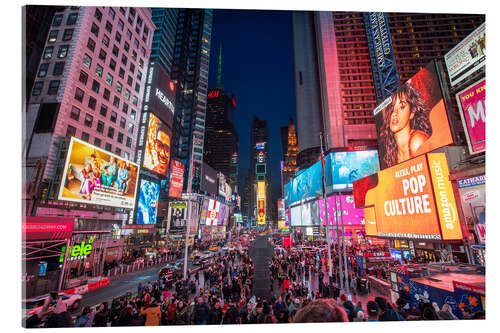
xmin=208 ymin=245 xmax=219 ymax=252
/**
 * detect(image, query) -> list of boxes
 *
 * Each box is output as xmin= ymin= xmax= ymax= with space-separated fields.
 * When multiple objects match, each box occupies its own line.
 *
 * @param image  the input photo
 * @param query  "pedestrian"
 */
xmin=173 ymin=300 xmax=189 ymax=325
xmin=193 ymin=296 xmax=210 ymax=325
xmin=74 ymin=306 xmax=95 ymax=327
xmin=140 ymin=298 xmax=162 ymax=326
xmin=366 ymin=300 xmax=380 ymax=322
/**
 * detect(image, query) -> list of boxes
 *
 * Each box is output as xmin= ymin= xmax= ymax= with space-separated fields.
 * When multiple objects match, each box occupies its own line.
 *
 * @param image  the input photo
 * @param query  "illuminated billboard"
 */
xmin=256 ymin=142 xmax=266 ymax=150
xmin=143 ymin=113 xmax=171 ymax=176
xmin=168 ymin=159 xmax=185 ymax=198
xmin=257 ymin=181 xmax=266 ymax=225
xmin=218 ymin=173 xmax=227 ymax=198
xmin=353 ymin=153 xmax=462 ymax=240
xmin=290 ymin=200 xmax=320 ymax=227
xmin=374 ymin=61 xmax=453 ymax=170
xmin=201 ymin=162 xmax=218 ymax=195
xmin=456 ymin=79 xmax=485 ymax=154
xmin=257 ymin=181 xmax=265 ymax=199
xmin=199 ymin=198 xmax=209 ymax=225
xmin=136 ymin=179 xmax=160 ymax=224
xmin=218 ymin=203 xmax=229 ymax=226
xmin=318 ymin=194 xmax=364 ymax=226
xmin=168 ymin=201 xmax=187 ymax=232
xmin=205 ymin=199 xmax=220 ymax=226
xmin=58 ymin=137 xmax=139 ymax=209
xmin=284 ymin=150 xmax=379 ymax=206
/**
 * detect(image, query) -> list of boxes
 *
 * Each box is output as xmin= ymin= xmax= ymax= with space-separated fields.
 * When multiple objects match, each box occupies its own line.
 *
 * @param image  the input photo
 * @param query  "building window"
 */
xmin=119 ymin=117 xmax=126 ymax=129
xmin=139 ymin=58 xmax=144 ymax=68
xmin=119 ymin=68 xmax=125 ymax=79
xmin=48 ymin=30 xmax=58 ymax=43
xmin=63 ymin=29 xmax=74 ymax=41
xmin=106 ymin=73 xmax=113 ymax=86
xmin=81 ymin=131 xmax=90 ymax=142
xmin=130 ymin=109 xmax=136 ymax=120
xmin=124 ymin=152 xmax=130 ymax=160
xmin=127 ymin=75 xmax=133 ymax=86
xmin=134 ymin=39 xmax=139 ymax=49
xmin=124 ymin=89 xmax=130 ymax=100
xmin=115 ymin=31 xmax=122 ymax=43
xmin=87 ymin=38 xmax=96 ymax=51
xmin=136 ymin=71 xmax=142 ymax=81
xmin=107 ymin=127 xmax=115 ymax=139
xmin=132 ymin=50 xmax=137 ymax=61
xmin=108 ymin=7 xmax=115 ymax=20
xmin=127 ymin=123 xmax=134 ymax=134
xmin=37 ymin=63 xmax=49 ymax=78
xmin=116 ymin=81 xmax=122 ymax=93
xmin=98 ymin=49 xmax=107 ymax=62
xmin=103 ymin=88 xmax=110 ymax=101
xmin=88 ymin=96 xmax=97 ymax=110
xmin=129 ymin=62 xmax=135 ymax=73
xmin=91 ymin=23 xmax=99 ymax=37
xmin=57 ymin=45 xmax=69 ymax=58
xmin=94 ymin=137 xmax=102 ymax=147
xmin=47 ymin=80 xmax=60 ymax=95
xmin=94 ymin=8 xmax=102 ymax=21
xmin=66 ymin=13 xmax=78 ymax=25
xmin=118 ymin=19 xmax=124 ymax=31
xmin=102 ymin=34 xmax=110 ymax=47
xmin=110 ymin=111 xmax=117 ymax=123
xmin=112 ymin=45 xmax=119 ymax=57
xmin=117 ymin=132 xmax=123 ymax=143
xmin=109 ymin=58 xmax=116 ymax=71
xmin=95 ymin=64 xmax=103 ymax=77
xmin=132 ymin=96 xmax=138 ymax=106
xmin=105 ymin=142 xmax=112 ymax=151
xmin=78 ymin=70 xmax=88 ymax=85
xmin=74 ymin=87 xmax=84 ymax=102
xmin=92 ymin=80 xmax=100 ymax=93
xmin=52 ymin=61 xmax=65 ymax=75
xmin=126 ymin=137 xmax=132 ymax=148
xmin=141 ymin=46 xmax=146 ymax=57
xmin=124 ymin=41 xmax=130 ymax=52
xmin=84 ymin=113 xmax=93 ymax=127
xmin=115 ymin=147 xmax=121 ymax=156
xmin=70 ymin=106 xmax=80 ymax=121
xmin=113 ymin=96 xmax=120 ymax=108
xmin=52 ymin=14 xmax=63 ymax=26
xmin=134 ymin=83 xmax=140 ymax=93
xmin=66 ymin=125 xmax=77 ymax=137
xmin=122 ymin=103 xmax=128 ymax=114
xmin=100 ymin=105 xmax=108 ymax=117
xmin=97 ymin=120 xmax=104 ymax=133
xmin=43 ymin=46 xmax=53 ymax=59
xmin=83 ymin=54 xmax=92 ymax=69
xmin=121 ymin=55 xmax=127 ymax=66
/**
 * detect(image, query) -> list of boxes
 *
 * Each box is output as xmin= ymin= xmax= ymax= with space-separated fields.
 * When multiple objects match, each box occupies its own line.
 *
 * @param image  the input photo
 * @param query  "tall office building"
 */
xmin=150 ymin=8 xmax=179 ymax=75
xmin=204 ymin=48 xmax=238 ymax=192
xmin=169 ymin=9 xmax=213 ymax=192
xmin=292 ymin=11 xmax=485 ymax=169
xmin=280 ymin=118 xmax=298 ymax=195
xmin=24 ymin=6 xmax=155 ymax=213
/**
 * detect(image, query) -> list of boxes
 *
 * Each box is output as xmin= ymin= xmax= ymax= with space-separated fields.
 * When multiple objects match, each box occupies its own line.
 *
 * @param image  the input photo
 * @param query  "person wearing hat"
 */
xmin=288 ymin=298 xmax=301 ymax=313
xmin=366 ymin=300 xmax=380 ymax=322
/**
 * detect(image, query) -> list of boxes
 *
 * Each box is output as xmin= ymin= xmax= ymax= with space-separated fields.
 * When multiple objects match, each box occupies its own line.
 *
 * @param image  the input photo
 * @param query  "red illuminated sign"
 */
xmin=169 ymin=81 xmax=175 ymax=92
xmin=232 ymin=97 xmax=236 ymax=108
xmin=208 ymin=89 xmax=220 ymax=99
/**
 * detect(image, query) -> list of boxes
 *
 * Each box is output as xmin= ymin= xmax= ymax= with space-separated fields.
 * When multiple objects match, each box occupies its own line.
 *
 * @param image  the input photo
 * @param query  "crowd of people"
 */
xmin=26 ymin=235 xmax=485 ymax=328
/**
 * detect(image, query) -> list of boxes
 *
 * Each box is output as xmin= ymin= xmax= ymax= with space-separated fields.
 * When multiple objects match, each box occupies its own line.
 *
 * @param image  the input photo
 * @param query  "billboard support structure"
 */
xmin=320 ymin=132 xmax=333 ymax=278
xmin=339 ymin=194 xmax=349 ymax=294
xmin=333 ymin=193 xmax=343 ymax=291
xmin=183 ymin=154 xmax=194 ymax=280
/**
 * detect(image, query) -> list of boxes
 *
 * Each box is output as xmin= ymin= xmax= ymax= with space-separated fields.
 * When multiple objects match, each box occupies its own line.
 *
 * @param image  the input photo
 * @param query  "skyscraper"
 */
xmin=150 ymin=8 xmax=179 ymax=75
xmin=292 ymin=11 xmax=485 ymax=169
xmin=204 ymin=47 xmax=238 ymax=192
xmin=281 ymin=118 xmax=298 ymax=195
xmin=24 ymin=6 xmax=155 ymax=214
xmin=169 ymin=9 xmax=213 ymax=192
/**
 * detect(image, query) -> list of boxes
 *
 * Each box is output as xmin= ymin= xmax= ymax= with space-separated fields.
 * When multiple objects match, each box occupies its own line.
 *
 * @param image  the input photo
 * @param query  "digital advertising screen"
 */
xmin=136 ymin=179 xmax=160 ymax=224
xmin=318 ymin=194 xmax=364 ymax=226
xmin=257 ymin=199 xmax=266 ymax=225
xmin=168 ymin=159 xmax=185 ymax=198
xmin=218 ymin=203 xmax=228 ymax=226
xmin=143 ymin=113 xmax=171 ymax=177
xmin=199 ymin=198 xmax=209 ymax=225
xmin=290 ymin=200 xmax=320 ymax=227
xmin=456 ymin=79 xmax=485 ymax=155
xmin=168 ymin=201 xmax=187 ymax=231
xmin=290 ymin=205 xmax=301 ymax=227
xmin=218 ymin=173 xmax=227 ymax=198
xmin=201 ymin=163 xmax=218 ymax=195
xmin=205 ymin=199 xmax=220 ymax=226
xmin=373 ymin=61 xmax=453 ymax=170
xmin=58 ymin=137 xmax=139 ymax=209
xmin=353 ymin=153 xmax=462 ymax=240
xmin=148 ymin=63 xmax=176 ymax=126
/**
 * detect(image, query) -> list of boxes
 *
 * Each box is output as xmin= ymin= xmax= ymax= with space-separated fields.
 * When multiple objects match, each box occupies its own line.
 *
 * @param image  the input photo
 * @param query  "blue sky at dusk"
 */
xmin=207 ymin=9 xmax=297 ymax=201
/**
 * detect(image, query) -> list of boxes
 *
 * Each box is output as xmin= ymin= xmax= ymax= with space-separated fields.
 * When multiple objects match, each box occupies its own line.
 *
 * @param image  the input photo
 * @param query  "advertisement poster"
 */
xmin=456 ymin=79 xmax=486 ymax=154
xmin=218 ymin=173 xmax=227 ymax=198
xmin=168 ymin=201 xmax=187 ymax=231
xmin=458 ymin=175 xmax=485 ymax=244
xmin=373 ymin=62 xmax=453 ymax=170
xmin=218 ymin=203 xmax=228 ymax=226
xmin=136 ymin=179 xmax=160 ymax=225
xmin=143 ymin=113 xmax=171 ymax=176
xmin=22 ymin=216 xmax=74 ymax=241
xmin=290 ymin=200 xmax=320 ymax=227
xmin=201 ymin=163 xmax=218 ymax=195
xmin=444 ymin=22 xmax=485 ymax=87
xmin=58 ymin=137 xmax=139 ymax=209
xmin=199 ymin=198 xmax=209 ymax=225
xmin=205 ymin=199 xmax=220 ymax=226
xmin=168 ymin=159 xmax=185 ymax=198
xmin=318 ymin=194 xmax=364 ymax=226
xmin=353 ymin=153 xmax=462 ymax=240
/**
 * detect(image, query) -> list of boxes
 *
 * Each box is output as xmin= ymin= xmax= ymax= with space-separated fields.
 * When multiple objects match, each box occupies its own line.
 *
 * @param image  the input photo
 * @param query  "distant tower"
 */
xmin=282 ymin=118 xmax=298 ymax=195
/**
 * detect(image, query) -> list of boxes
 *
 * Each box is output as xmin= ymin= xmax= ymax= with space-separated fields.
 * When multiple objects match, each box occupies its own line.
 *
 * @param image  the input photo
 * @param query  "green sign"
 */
xmin=59 ymin=237 xmax=94 ymax=262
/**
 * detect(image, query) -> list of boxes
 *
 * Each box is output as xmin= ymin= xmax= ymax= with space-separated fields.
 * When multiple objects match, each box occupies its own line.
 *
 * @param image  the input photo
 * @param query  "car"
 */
xmin=209 ymin=246 xmax=219 ymax=252
xmin=23 ymin=292 xmax=82 ymax=320
xmin=190 ymin=251 xmax=201 ymax=260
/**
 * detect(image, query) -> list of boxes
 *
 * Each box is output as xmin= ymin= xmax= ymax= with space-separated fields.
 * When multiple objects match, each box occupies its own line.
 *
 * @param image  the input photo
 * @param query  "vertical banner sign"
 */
xmin=257 ymin=181 xmax=266 ymax=224
xmin=456 ymin=79 xmax=486 ymax=154
xmin=168 ymin=159 xmax=185 ymax=198
xmin=427 ymin=153 xmax=462 ymax=240
xmin=363 ymin=12 xmax=400 ymax=103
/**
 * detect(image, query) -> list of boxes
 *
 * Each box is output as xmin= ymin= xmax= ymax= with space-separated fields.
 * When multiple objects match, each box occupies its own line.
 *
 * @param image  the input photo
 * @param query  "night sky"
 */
xmin=207 ymin=9 xmax=297 ymax=201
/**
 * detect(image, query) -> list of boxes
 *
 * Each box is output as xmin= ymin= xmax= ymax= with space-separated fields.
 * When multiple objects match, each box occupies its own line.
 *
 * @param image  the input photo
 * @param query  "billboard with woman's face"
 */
xmin=58 ymin=137 xmax=139 ymax=209
xmin=143 ymin=113 xmax=171 ymax=177
xmin=374 ymin=61 xmax=453 ymax=170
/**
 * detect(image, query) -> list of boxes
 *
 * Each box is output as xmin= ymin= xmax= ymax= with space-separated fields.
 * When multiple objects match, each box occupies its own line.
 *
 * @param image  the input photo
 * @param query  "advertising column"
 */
xmin=257 ymin=181 xmax=266 ymax=225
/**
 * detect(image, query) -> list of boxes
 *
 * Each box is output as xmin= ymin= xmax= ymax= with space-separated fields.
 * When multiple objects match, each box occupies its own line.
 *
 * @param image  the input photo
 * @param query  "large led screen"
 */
xmin=456 ymin=79 xmax=485 ymax=155
xmin=374 ymin=61 xmax=453 ymax=170
xmin=168 ymin=201 xmax=187 ymax=232
xmin=290 ymin=200 xmax=320 ymax=227
xmin=143 ymin=113 xmax=171 ymax=176
xmin=218 ymin=203 xmax=228 ymax=226
xmin=318 ymin=194 xmax=364 ymax=226
xmin=199 ymin=198 xmax=209 ymax=225
xmin=168 ymin=159 xmax=185 ymax=198
xmin=58 ymin=137 xmax=139 ymax=209
xmin=136 ymin=179 xmax=160 ymax=224
xmin=353 ymin=153 xmax=462 ymax=240
xmin=201 ymin=162 xmax=218 ymax=195
xmin=205 ymin=199 xmax=220 ymax=226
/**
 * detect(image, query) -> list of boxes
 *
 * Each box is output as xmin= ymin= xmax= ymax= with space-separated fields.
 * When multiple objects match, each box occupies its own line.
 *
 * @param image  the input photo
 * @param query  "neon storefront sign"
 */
xmin=59 ymin=237 xmax=94 ymax=262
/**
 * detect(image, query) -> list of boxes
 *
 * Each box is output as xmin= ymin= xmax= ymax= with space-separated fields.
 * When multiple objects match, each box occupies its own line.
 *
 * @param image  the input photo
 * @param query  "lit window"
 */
xmin=84 ymin=113 xmax=93 ymax=127
xmin=52 ymin=14 xmax=63 ymax=26
xmin=116 ymin=81 xmax=122 ymax=93
xmin=48 ymin=30 xmax=58 ymax=43
xmin=63 ymin=29 xmax=74 ymax=41
xmin=32 ymin=82 xmax=43 ymax=96
xmin=83 ymin=54 xmax=92 ymax=69
xmin=43 ymin=46 xmax=53 ymax=59
xmin=106 ymin=73 xmax=113 ymax=86
xmin=70 ymin=106 xmax=80 ymax=121
xmin=95 ymin=64 xmax=103 ymax=77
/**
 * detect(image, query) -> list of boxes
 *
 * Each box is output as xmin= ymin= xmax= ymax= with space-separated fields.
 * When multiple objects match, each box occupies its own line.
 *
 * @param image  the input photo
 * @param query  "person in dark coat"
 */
xmin=209 ymin=301 xmax=223 ymax=325
xmin=45 ymin=299 xmax=74 ymax=328
xmin=93 ymin=303 xmax=109 ymax=327
xmin=193 ymin=296 xmax=210 ymax=325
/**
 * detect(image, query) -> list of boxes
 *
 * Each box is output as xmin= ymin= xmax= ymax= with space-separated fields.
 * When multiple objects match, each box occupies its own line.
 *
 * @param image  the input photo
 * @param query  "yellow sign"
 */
xmin=428 ymin=153 xmax=463 ymax=240
xmin=257 ymin=181 xmax=265 ymax=199
xmin=363 ymin=206 xmax=377 ymax=236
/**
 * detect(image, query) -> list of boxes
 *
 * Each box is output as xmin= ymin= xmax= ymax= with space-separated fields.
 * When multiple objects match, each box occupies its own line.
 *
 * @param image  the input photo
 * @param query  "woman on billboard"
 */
xmin=380 ymin=82 xmax=432 ymax=167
